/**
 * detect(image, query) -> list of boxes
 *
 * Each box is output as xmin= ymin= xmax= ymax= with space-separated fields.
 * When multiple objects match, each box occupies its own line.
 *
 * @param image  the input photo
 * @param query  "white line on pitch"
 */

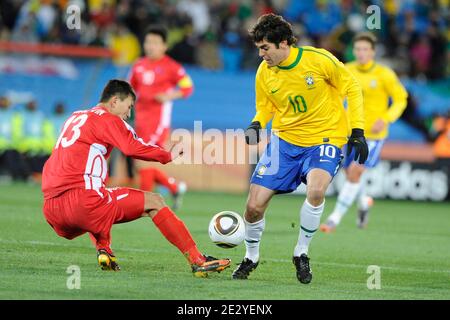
xmin=1 ymin=238 xmax=449 ymax=275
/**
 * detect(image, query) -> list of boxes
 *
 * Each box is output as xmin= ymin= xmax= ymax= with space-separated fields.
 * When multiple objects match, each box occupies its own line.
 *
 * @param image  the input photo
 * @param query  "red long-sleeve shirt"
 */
xmin=42 ymin=105 xmax=171 ymax=199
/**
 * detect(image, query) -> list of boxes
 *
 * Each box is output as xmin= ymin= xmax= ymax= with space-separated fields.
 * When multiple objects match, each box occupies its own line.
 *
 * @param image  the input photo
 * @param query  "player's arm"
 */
xmin=383 ymin=68 xmax=408 ymax=123
xmin=176 ymin=71 xmax=194 ymax=98
xmin=324 ymin=53 xmax=368 ymax=163
xmin=245 ymin=66 xmax=275 ymax=145
xmin=101 ymin=116 xmax=174 ymax=164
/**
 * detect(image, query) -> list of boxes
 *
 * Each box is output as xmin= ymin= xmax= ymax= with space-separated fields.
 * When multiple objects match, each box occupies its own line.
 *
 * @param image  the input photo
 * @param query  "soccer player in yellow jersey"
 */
xmin=320 ymin=32 xmax=408 ymax=233
xmin=231 ymin=14 xmax=368 ymax=284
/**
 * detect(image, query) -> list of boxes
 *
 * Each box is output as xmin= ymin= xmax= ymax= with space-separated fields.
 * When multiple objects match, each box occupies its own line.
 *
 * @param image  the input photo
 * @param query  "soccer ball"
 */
xmin=208 ymin=211 xmax=245 ymax=248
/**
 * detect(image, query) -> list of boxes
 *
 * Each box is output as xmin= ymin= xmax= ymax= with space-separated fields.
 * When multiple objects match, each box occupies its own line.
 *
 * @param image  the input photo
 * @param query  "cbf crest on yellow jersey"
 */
xmin=345 ymin=61 xmax=408 ymax=140
xmin=253 ymin=46 xmax=364 ymax=148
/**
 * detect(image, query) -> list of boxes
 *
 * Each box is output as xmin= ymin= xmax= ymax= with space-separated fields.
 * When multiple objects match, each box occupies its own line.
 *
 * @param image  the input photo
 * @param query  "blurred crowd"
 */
xmin=0 ymin=0 xmax=448 ymax=78
xmin=1 ymin=91 xmax=450 ymax=182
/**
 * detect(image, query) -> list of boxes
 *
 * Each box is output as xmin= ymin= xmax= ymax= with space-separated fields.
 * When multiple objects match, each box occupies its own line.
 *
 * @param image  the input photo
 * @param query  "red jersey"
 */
xmin=42 ymin=105 xmax=172 ymax=200
xmin=129 ymin=55 xmax=193 ymax=144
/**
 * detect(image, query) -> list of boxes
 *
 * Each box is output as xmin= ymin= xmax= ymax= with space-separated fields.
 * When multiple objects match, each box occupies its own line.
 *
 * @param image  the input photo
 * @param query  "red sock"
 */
xmin=88 ymin=233 xmax=97 ymax=247
xmin=89 ymin=233 xmax=113 ymax=255
xmin=153 ymin=168 xmax=178 ymax=195
xmin=139 ymin=168 xmax=155 ymax=191
xmin=152 ymin=207 xmax=205 ymax=265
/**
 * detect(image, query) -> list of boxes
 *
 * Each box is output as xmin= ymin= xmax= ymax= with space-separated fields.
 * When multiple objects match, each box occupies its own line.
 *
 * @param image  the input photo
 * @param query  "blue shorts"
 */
xmin=343 ymin=139 xmax=384 ymax=168
xmin=250 ymin=135 xmax=343 ymax=194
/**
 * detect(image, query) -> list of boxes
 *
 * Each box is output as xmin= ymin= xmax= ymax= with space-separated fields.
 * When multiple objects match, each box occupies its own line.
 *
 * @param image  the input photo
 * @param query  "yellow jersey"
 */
xmin=110 ymin=33 xmax=141 ymax=66
xmin=345 ymin=60 xmax=408 ymax=140
xmin=253 ymin=46 xmax=364 ymax=148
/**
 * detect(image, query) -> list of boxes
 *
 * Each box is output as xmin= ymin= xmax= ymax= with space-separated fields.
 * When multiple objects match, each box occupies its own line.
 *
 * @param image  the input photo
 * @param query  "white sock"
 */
xmin=294 ymin=199 xmax=324 ymax=256
xmin=327 ymin=181 xmax=361 ymax=225
xmin=357 ymin=183 xmax=370 ymax=211
xmin=244 ymin=217 xmax=265 ymax=263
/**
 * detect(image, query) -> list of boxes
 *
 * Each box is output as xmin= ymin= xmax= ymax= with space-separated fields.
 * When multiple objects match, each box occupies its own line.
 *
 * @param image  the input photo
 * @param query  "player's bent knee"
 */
xmin=348 ymin=170 xmax=364 ymax=182
xmin=245 ymin=201 xmax=264 ymax=222
xmin=307 ymin=186 xmax=326 ymax=206
xmin=348 ymin=175 xmax=360 ymax=183
xmin=144 ymin=192 xmax=166 ymax=212
xmin=347 ymin=164 xmax=365 ymax=182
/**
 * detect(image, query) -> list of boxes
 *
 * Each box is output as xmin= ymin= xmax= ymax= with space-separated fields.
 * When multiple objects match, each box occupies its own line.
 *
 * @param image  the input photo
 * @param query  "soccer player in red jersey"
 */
xmin=129 ymin=25 xmax=193 ymax=209
xmin=41 ymin=80 xmax=230 ymax=276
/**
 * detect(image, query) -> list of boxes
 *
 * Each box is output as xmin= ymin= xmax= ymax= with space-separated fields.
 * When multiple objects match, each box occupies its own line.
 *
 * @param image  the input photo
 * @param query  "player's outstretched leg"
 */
xmin=320 ymin=180 xmax=360 ymax=233
xmin=293 ymin=199 xmax=322 ymax=284
xmin=321 ymin=164 xmax=365 ymax=233
xmin=293 ymin=169 xmax=330 ymax=284
xmin=146 ymin=193 xmax=230 ymax=277
xmin=232 ymin=217 xmax=264 ymax=279
xmin=232 ymin=184 xmax=274 ymax=280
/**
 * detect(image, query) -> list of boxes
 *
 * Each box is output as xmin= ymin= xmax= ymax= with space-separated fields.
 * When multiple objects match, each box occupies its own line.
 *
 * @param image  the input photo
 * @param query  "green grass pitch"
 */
xmin=0 ymin=183 xmax=449 ymax=300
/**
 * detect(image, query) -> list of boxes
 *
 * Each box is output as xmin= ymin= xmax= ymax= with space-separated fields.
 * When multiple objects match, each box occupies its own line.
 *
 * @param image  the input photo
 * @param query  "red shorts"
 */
xmin=43 ymin=187 xmax=145 ymax=248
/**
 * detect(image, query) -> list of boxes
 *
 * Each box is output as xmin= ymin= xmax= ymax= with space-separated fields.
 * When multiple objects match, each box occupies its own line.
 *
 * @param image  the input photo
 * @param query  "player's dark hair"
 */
xmin=100 ymin=79 xmax=136 ymax=103
xmin=249 ymin=14 xmax=297 ymax=47
xmin=144 ymin=25 xmax=168 ymax=43
xmin=353 ymin=32 xmax=377 ymax=49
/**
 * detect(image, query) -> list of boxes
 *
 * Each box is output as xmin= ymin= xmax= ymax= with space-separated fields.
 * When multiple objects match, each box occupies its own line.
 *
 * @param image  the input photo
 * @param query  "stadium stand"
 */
xmin=0 ymin=0 xmax=448 ymax=198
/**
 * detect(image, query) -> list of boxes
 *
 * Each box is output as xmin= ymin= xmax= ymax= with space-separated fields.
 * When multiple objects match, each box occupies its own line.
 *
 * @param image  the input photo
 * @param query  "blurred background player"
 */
xmin=41 ymin=79 xmax=230 ymax=276
xmin=432 ymin=110 xmax=450 ymax=168
xmin=320 ymin=32 xmax=408 ymax=232
xmin=16 ymin=100 xmax=54 ymax=183
xmin=231 ymin=14 xmax=367 ymax=284
xmin=0 ymin=96 xmax=28 ymax=182
xmin=44 ymin=102 xmax=69 ymax=154
xmin=48 ymin=102 xmax=69 ymax=136
xmin=129 ymin=25 xmax=193 ymax=210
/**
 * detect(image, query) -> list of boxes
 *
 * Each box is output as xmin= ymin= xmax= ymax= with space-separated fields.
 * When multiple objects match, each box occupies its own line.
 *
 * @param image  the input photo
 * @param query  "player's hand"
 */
xmin=169 ymin=143 xmax=184 ymax=160
xmin=245 ymin=121 xmax=261 ymax=145
xmin=155 ymin=91 xmax=183 ymax=103
xmin=154 ymin=93 xmax=172 ymax=103
xmin=371 ymin=119 xmax=386 ymax=134
xmin=347 ymin=128 xmax=369 ymax=164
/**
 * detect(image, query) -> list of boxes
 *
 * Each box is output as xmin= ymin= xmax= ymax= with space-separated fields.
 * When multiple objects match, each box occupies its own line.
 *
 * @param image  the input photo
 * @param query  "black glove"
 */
xmin=347 ymin=128 xmax=369 ymax=164
xmin=245 ymin=121 xmax=261 ymax=145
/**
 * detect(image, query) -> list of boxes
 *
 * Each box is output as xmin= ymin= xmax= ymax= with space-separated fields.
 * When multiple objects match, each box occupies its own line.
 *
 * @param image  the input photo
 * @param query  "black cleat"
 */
xmin=172 ymin=181 xmax=187 ymax=211
xmin=357 ymin=209 xmax=369 ymax=229
xmin=97 ymin=249 xmax=120 ymax=271
xmin=232 ymin=258 xmax=259 ymax=279
xmin=357 ymin=196 xmax=373 ymax=229
xmin=293 ymin=254 xmax=312 ymax=284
